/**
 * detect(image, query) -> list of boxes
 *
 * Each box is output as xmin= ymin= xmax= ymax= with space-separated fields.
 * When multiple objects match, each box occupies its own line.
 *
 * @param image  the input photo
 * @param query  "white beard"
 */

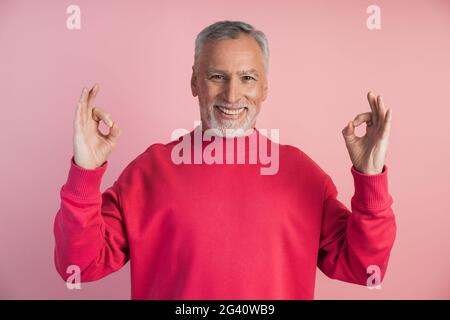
xmin=202 ymin=101 xmax=258 ymax=137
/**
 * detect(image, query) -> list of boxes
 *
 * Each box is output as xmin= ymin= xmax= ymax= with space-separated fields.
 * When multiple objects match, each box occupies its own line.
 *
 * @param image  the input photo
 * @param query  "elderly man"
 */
xmin=54 ymin=20 xmax=396 ymax=299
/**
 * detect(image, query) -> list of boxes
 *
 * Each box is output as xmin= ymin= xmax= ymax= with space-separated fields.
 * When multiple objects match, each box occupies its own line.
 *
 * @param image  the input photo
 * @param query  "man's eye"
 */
xmin=243 ymin=76 xmax=256 ymax=81
xmin=210 ymin=75 xmax=225 ymax=80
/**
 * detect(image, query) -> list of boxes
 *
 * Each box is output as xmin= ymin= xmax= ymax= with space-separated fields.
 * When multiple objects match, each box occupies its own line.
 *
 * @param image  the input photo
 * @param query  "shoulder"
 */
xmin=115 ymin=138 xmax=179 ymax=185
xmin=279 ymin=143 xmax=329 ymax=179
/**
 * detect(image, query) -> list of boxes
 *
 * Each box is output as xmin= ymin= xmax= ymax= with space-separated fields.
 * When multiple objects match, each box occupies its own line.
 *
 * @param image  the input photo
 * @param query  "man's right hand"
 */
xmin=73 ymin=84 xmax=122 ymax=169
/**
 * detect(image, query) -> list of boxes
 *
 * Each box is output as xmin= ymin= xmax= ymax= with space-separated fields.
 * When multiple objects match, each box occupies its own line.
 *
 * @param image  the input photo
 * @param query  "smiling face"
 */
xmin=191 ymin=33 xmax=268 ymax=136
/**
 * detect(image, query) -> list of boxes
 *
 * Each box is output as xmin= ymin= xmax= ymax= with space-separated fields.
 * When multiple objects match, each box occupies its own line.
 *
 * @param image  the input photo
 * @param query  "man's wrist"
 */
xmin=351 ymin=164 xmax=392 ymax=209
xmin=63 ymin=156 xmax=108 ymax=198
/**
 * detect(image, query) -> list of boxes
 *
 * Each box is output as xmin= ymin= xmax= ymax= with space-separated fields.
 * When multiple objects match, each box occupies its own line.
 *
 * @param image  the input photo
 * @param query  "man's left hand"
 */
xmin=342 ymin=91 xmax=392 ymax=175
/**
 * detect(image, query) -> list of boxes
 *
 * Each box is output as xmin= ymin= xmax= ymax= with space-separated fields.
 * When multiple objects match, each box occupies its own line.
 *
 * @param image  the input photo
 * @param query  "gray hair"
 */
xmin=194 ymin=20 xmax=270 ymax=73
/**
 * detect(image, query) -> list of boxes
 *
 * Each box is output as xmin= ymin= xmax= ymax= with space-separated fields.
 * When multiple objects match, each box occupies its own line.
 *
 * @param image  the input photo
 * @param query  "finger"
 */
xmin=342 ymin=120 xmax=358 ymax=143
xmin=75 ymin=99 xmax=82 ymax=126
xmin=87 ymin=83 xmax=99 ymax=109
xmin=381 ymin=108 xmax=392 ymax=139
xmin=92 ymin=106 xmax=114 ymax=128
xmin=377 ymin=95 xmax=387 ymax=124
xmin=367 ymin=91 xmax=379 ymax=125
xmin=352 ymin=112 xmax=373 ymax=127
xmin=77 ymin=87 xmax=89 ymax=123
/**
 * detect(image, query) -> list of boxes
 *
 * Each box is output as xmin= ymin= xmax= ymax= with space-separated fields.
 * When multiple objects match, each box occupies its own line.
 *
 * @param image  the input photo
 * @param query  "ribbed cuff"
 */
xmin=351 ymin=164 xmax=393 ymax=209
xmin=63 ymin=156 xmax=108 ymax=198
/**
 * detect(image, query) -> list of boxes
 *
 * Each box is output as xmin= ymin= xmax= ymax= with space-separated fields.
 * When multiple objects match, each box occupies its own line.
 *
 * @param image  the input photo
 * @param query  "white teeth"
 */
xmin=216 ymin=106 xmax=245 ymax=115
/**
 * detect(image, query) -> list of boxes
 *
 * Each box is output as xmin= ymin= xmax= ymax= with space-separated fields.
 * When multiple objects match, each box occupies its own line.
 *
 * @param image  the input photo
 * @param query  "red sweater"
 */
xmin=54 ymin=128 xmax=396 ymax=299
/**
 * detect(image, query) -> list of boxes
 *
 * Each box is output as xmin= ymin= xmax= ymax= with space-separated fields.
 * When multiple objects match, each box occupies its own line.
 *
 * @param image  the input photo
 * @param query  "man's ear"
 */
xmin=191 ymin=65 xmax=198 ymax=97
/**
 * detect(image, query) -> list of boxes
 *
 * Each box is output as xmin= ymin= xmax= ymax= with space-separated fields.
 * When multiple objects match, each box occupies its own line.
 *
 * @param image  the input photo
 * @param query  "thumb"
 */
xmin=342 ymin=120 xmax=357 ymax=143
xmin=106 ymin=121 xmax=122 ymax=143
xmin=92 ymin=106 xmax=113 ymax=127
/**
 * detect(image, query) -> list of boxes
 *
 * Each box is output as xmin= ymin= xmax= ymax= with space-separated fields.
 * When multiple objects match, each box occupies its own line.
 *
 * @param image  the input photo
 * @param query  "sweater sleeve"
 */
xmin=53 ymin=156 xmax=129 ymax=282
xmin=317 ymin=164 xmax=396 ymax=286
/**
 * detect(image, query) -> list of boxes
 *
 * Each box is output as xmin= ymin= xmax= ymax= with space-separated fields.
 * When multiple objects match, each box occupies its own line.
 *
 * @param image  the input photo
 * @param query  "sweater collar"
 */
xmin=188 ymin=124 xmax=263 ymax=156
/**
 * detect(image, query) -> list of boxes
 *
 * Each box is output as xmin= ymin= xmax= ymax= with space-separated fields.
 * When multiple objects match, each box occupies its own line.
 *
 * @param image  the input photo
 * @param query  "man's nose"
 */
xmin=223 ymin=77 xmax=242 ymax=105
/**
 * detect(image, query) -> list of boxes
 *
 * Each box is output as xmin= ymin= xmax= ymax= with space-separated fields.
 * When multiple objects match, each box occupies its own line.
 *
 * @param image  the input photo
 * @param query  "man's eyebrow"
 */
xmin=206 ymin=68 xmax=260 ymax=76
xmin=237 ymin=69 xmax=259 ymax=76
xmin=206 ymin=69 xmax=228 ymax=74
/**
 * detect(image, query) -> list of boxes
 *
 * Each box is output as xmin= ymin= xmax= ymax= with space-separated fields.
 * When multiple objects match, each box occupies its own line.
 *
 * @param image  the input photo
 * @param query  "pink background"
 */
xmin=1 ymin=0 xmax=449 ymax=299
